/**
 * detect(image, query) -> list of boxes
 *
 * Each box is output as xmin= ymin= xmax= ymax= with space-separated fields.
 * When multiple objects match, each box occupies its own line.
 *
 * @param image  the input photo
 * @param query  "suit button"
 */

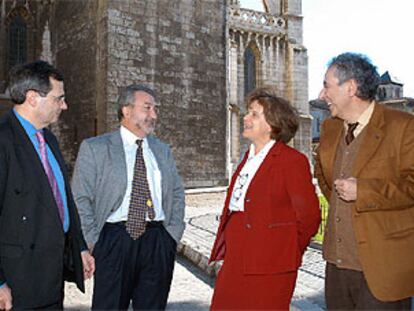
xmin=22 ymin=216 xmax=27 ymax=222
xmin=246 ymin=224 xmax=252 ymax=229
xmin=337 ymin=259 xmax=342 ymax=264
xmin=30 ymin=244 xmax=35 ymax=250
xmin=336 ymin=217 xmax=341 ymax=222
xmin=337 ymin=238 xmax=342 ymax=243
xmin=14 ymin=189 xmax=21 ymax=195
xmin=245 ymin=198 xmax=251 ymax=203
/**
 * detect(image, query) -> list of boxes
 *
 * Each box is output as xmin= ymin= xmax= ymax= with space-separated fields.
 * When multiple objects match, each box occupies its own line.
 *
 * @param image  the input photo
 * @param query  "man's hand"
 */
xmin=88 ymin=243 xmax=95 ymax=255
xmin=81 ymin=251 xmax=95 ymax=280
xmin=334 ymin=177 xmax=357 ymax=202
xmin=0 ymin=284 xmax=12 ymax=310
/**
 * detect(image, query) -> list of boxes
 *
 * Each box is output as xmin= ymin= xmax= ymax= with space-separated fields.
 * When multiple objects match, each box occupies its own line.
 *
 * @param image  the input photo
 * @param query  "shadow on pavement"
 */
xmin=176 ymin=255 xmax=215 ymax=288
xmin=167 ymin=300 xmax=210 ymax=310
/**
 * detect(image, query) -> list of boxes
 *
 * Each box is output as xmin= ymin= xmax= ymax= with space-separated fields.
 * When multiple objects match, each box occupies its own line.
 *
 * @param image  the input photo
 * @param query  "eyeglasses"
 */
xmin=233 ymin=173 xmax=249 ymax=201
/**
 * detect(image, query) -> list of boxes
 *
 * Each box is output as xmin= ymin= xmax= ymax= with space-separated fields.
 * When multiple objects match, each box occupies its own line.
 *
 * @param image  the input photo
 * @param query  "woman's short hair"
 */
xmin=245 ymin=87 xmax=299 ymax=143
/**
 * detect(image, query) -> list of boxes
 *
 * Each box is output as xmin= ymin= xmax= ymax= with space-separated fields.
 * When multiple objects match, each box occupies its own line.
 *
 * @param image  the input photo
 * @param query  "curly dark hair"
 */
xmin=328 ymin=52 xmax=380 ymax=101
xmin=245 ymin=87 xmax=299 ymax=143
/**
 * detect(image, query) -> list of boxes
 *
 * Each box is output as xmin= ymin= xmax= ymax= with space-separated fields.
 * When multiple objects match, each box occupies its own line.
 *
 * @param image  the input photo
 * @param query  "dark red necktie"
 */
xmin=345 ymin=122 xmax=359 ymax=145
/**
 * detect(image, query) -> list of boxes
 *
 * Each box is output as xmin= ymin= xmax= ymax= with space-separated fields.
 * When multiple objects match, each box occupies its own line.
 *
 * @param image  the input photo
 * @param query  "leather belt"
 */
xmin=106 ymin=221 xmax=163 ymax=228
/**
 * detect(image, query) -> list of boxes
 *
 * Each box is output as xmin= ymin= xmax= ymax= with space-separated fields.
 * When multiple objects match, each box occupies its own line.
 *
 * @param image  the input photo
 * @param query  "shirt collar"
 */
xmin=344 ymin=101 xmax=375 ymax=129
xmin=120 ymin=125 xmax=148 ymax=148
xmin=13 ymin=109 xmax=43 ymax=137
xmin=248 ymin=139 xmax=276 ymax=160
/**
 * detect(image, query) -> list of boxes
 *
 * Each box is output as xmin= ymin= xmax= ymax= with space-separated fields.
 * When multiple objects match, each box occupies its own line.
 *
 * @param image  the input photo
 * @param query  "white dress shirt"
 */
xmin=229 ymin=140 xmax=275 ymax=212
xmin=107 ymin=126 xmax=165 ymax=222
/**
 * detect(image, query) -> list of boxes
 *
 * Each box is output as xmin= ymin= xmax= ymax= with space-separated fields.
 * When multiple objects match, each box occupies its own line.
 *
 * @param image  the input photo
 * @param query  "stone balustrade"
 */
xmin=229 ymin=7 xmax=286 ymax=35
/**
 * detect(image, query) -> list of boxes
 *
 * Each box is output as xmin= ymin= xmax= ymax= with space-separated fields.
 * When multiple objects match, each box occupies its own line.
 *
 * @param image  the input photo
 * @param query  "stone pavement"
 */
xmin=179 ymin=189 xmax=326 ymax=310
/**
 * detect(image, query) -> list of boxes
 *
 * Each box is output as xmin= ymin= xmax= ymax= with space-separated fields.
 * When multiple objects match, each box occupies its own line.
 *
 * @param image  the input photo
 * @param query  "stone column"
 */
xmin=237 ymin=31 xmax=245 ymax=106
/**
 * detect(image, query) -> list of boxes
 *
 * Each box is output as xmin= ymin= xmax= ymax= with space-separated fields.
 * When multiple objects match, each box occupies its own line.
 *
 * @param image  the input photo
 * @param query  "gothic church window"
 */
xmin=9 ymin=15 xmax=27 ymax=69
xmin=244 ymin=47 xmax=256 ymax=95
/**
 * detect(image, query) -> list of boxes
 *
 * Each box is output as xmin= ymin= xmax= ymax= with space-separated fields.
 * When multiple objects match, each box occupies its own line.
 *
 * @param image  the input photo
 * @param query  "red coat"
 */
xmin=209 ymin=141 xmax=321 ymax=274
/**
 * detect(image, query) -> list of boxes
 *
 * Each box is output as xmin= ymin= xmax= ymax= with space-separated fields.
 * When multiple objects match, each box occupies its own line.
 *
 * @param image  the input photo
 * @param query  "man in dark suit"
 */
xmin=315 ymin=52 xmax=414 ymax=309
xmin=0 ymin=61 xmax=94 ymax=310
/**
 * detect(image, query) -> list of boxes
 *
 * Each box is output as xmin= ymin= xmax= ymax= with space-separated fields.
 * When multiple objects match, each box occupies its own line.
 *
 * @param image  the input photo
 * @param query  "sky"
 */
xmin=239 ymin=0 xmax=414 ymax=100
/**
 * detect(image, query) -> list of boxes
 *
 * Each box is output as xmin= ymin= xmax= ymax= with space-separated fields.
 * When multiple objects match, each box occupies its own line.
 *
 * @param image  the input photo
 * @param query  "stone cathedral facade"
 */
xmin=0 ymin=0 xmax=311 ymax=188
xmin=226 ymin=0 xmax=310 ymax=176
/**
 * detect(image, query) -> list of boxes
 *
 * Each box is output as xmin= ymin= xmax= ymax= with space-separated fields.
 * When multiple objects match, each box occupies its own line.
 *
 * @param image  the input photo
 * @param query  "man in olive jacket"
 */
xmin=316 ymin=52 xmax=414 ymax=309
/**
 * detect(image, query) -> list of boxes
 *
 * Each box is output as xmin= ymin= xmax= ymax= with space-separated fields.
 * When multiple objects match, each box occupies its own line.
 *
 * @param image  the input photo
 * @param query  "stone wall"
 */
xmin=52 ymin=0 xmax=101 ymax=166
xmin=106 ymin=0 xmax=227 ymax=187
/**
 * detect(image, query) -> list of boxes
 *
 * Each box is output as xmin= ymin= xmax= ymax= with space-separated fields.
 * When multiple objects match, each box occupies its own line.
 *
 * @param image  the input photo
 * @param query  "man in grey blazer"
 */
xmin=72 ymin=84 xmax=185 ymax=310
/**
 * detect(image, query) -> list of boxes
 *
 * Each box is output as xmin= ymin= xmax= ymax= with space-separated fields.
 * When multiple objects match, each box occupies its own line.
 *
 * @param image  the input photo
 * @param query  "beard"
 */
xmin=138 ymin=119 xmax=156 ymax=135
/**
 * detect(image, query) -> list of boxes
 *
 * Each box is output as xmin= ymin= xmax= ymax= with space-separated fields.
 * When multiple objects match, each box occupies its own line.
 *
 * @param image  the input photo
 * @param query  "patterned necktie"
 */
xmin=126 ymin=139 xmax=155 ymax=240
xmin=35 ymin=131 xmax=64 ymax=224
xmin=345 ymin=122 xmax=359 ymax=145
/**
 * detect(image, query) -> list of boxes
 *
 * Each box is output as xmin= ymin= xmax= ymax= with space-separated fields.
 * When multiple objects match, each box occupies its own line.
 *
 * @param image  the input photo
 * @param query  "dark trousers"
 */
xmin=12 ymin=283 xmax=63 ymax=310
xmin=325 ymin=262 xmax=411 ymax=310
xmin=92 ymin=222 xmax=177 ymax=310
xmin=13 ymin=297 xmax=63 ymax=310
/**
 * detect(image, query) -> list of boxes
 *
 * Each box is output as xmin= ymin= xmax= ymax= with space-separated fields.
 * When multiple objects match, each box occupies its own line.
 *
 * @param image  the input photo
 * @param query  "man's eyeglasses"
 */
xmin=233 ymin=173 xmax=249 ymax=201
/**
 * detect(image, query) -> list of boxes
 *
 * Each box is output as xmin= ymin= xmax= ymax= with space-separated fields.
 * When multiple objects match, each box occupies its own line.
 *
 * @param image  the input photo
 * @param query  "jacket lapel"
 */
xmin=352 ymin=104 xmax=385 ymax=176
xmin=9 ymin=112 xmax=63 ymax=230
xmin=108 ymin=130 xmax=128 ymax=194
xmin=147 ymin=135 xmax=167 ymax=202
xmin=319 ymin=119 xmax=343 ymax=186
xmin=245 ymin=141 xmax=283 ymax=192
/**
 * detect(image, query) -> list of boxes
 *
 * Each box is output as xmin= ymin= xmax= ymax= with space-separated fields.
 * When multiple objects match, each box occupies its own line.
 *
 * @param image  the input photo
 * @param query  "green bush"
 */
xmin=313 ymin=195 xmax=328 ymax=243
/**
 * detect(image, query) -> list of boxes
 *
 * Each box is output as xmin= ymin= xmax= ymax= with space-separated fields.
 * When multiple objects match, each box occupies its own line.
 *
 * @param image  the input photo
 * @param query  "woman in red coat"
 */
xmin=209 ymin=88 xmax=321 ymax=310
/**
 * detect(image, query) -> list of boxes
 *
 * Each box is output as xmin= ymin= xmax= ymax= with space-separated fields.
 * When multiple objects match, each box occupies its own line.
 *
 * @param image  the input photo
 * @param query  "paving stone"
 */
xmin=179 ymin=190 xmax=327 ymax=310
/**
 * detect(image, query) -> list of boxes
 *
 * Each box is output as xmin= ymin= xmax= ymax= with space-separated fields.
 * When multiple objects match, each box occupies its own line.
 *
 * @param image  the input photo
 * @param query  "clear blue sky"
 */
xmin=240 ymin=0 xmax=414 ymax=99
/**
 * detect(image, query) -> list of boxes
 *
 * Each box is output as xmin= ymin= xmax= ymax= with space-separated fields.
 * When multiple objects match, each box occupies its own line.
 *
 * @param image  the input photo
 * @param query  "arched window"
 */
xmin=9 ymin=15 xmax=27 ymax=69
xmin=244 ymin=47 xmax=256 ymax=95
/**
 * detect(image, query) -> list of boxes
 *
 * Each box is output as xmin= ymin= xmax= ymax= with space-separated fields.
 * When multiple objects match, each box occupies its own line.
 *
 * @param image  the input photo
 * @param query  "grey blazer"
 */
xmin=71 ymin=130 xmax=185 ymax=246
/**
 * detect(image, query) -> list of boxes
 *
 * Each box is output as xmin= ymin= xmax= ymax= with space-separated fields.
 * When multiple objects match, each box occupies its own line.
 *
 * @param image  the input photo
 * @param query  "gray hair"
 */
xmin=328 ymin=52 xmax=380 ymax=101
xmin=117 ymin=84 xmax=156 ymax=121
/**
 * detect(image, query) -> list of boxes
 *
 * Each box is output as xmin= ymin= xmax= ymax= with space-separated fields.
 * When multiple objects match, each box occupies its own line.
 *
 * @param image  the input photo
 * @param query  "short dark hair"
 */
xmin=245 ymin=87 xmax=299 ymax=143
xmin=117 ymin=84 xmax=156 ymax=121
xmin=328 ymin=52 xmax=380 ymax=101
xmin=8 ymin=60 xmax=64 ymax=104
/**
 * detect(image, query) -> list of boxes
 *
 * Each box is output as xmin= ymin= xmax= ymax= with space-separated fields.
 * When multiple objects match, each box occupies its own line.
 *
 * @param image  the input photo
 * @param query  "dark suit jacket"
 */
xmin=210 ymin=141 xmax=321 ymax=274
xmin=0 ymin=110 xmax=86 ymax=308
xmin=315 ymin=103 xmax=414 ymax=301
